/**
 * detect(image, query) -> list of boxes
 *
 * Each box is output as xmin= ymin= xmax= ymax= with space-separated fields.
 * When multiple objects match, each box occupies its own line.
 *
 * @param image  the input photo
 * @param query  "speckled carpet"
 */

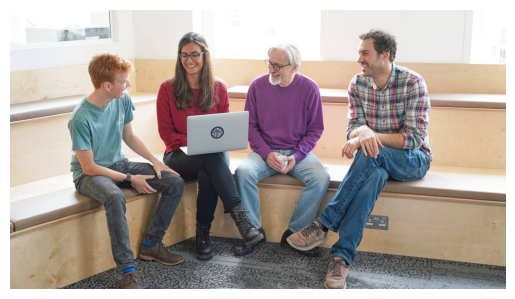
xmin=63 ymin=237 xmax=506 ymax=289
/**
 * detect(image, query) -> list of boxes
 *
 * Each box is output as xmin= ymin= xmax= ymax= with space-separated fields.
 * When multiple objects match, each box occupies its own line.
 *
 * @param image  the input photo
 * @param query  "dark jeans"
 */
xmin=74 ymin=158 xmax=185 ymax=271
xmin=164 ymin=151 xmax=240 ymax=224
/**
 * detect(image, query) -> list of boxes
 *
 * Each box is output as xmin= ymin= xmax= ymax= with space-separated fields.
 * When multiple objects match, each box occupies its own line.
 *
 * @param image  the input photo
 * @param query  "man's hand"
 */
xmin=266 ymin=152 xmax=284 ymax=172
xmin=152 ymin=159 xmax=180 ymax=179
xmin=342 ymin=137 xmax=361 ymax=159
xmin=131 ymin=174 xmax=157 ymax=194
xmin=280 ymin=155 xmax=296 ymax=174
xmin=357 ymin=126 xmax=384 ymax=158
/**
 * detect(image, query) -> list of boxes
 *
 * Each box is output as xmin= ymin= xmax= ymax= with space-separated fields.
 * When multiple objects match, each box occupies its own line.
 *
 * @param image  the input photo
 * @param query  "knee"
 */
xmin=352 ymin=149 xmax=379 ymax=166
xmin=317 ymin=169 xmax=331 ymax=185
xmin=161 ymin=172 xmax=185 ymax=195
xmin=204 ymin=152 xmax=226 ymax=164
xmin=354 ymin=148 xmax=369 ymax=160
xmin=235 ymin=164 xmax=256 ymax=184
xmin=104 ymin=189 xmax=126 ymax=207
xmin=308 ymin=168 xmax=330 ymax=187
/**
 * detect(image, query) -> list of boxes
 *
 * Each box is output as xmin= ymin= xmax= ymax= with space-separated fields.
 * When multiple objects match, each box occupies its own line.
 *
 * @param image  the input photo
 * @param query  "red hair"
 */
xmin=88 ymin=53 xmax=133 ymax=89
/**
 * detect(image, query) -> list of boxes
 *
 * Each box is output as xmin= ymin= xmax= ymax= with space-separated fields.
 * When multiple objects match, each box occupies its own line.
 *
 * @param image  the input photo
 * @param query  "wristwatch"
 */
xmin=124 ymin=173 xmax=132 ymax=183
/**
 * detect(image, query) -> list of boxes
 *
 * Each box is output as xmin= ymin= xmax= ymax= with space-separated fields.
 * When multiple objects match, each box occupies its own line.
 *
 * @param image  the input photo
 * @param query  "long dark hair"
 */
xmin=172 ymin=32 xmax=216 ymax=111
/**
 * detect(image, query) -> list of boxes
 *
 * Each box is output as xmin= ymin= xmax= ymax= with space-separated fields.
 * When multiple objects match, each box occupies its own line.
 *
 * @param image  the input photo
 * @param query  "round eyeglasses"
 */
xmin=180 ymin=52 xmax=204 ymax=61
xmin=265 ymin=59 xmax=291 ymax=71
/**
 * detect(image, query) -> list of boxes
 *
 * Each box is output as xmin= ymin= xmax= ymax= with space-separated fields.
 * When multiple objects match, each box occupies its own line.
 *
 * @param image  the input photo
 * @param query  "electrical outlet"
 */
xmin=365 ymin=215 xmax=389 ymax=230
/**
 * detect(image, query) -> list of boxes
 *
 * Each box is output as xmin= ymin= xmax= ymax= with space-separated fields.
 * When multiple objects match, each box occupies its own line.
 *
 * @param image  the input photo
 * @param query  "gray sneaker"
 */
xmin=286 ymin=219 xmax=327 ymax=251
xmin=120 ymin=271 xmax=141 ymax=289
xmin=324 ymin=256 xmax=349 ymax=289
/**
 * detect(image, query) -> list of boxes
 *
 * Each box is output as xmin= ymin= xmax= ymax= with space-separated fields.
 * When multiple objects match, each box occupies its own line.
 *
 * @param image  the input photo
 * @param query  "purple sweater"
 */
xmin=245 ymin=73 xmax=324 ymax=162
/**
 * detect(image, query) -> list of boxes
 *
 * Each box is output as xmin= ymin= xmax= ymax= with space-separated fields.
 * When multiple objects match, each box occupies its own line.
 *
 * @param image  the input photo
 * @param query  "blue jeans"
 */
xmin=74 ymin=159 xmax=185 ymax=271
xmin=317 ymin=146 xmax=431 ymax=265
xmin=235 ymin=150 xmax=330 ymax=233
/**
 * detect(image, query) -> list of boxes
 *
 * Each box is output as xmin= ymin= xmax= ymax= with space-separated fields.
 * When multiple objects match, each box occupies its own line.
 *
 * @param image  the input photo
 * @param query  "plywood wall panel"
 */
xmin=10 ymin=60 xmax=137 ymax=105
xmin=136 ymin=59 xmax=505 ymax=94
xmin=134 ymin=59 xmax=175 ymax=92
xmin=228 ymin=99 xmax=506 ymax=169
xmin=211 ymin=187 xmax=506 ymax=266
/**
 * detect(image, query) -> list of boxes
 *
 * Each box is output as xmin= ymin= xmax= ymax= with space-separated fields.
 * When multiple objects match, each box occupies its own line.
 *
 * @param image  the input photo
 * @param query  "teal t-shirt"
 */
xmin=68 ymin=90 xmax=135 ymax=181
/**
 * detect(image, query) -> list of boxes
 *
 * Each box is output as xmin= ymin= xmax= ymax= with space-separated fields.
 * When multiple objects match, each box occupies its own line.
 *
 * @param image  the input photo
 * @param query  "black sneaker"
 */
xmin=196 ymin=222 xmax=214 ymax=261
xmin=230 ymin=206 xmax=264 ymax=246
xmin=233 ymin=227 xmax=267 ymax=256
xmin=280 ymin=229 xmax=320 ymax=257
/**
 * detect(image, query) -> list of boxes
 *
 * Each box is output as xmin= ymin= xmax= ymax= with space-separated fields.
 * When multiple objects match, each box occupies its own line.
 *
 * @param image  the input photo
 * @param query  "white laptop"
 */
xmin=180 ymin=111 xmax=249 ymax=155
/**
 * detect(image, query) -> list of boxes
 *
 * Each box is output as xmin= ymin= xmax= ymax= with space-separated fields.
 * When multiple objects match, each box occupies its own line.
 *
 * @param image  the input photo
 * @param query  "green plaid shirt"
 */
xmin=347 ymin=63 xmax=432 ymax=160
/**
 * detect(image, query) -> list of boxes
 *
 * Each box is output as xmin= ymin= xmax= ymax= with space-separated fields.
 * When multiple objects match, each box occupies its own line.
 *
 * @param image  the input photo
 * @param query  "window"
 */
xmin=10 ymin=10 xmax=111 ymax=46
xmin=194 ymin=10 xmax=321 ymax=60
xmin=469 ymin=10 xmax=507 ymax=64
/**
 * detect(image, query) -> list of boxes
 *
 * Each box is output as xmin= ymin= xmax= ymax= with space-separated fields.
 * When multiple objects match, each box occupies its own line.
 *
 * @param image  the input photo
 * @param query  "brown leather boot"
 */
xmin=120 ymin=271 xmax=140 ymax=289
xmin=139 ymin=242 xmax=184 ymax=266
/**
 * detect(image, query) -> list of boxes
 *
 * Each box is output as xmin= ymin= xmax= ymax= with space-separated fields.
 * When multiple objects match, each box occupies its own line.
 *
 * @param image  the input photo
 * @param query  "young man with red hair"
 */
xmin=68 ymin=53 xmax=185 ymax=289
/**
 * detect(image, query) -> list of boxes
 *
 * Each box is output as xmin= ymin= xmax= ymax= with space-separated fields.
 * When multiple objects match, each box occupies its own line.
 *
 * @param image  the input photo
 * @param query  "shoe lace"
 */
xmin=196 ymin=224 xmax=211 ymax=245
xmin=329 ymin=258 xmax=345 ymax=278
xmin=232 ymin=208 xmax=253 ymax=232
xmin=300 ymin=220 xmax=322 ymax=238
xmin=121 ymin=271 xmax=141 ymax=287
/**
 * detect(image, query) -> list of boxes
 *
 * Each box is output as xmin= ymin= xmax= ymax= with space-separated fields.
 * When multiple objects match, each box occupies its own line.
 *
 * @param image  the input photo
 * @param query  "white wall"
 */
xmin=10 ymin=11 xmax=136 ymax=72
xmin=9 ymin=10 xmax=474 ymax=72
xmin=132 ymin=10 xmax=193 ymax=59
xmin=323 ymin=10 xmax=469 ymax=63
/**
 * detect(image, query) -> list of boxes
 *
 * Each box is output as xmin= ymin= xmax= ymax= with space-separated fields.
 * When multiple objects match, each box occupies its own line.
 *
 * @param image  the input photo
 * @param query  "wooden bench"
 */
xmin=10 ymin=92 xmax=158 ymax=122
xmin=10 ymin=169 xmax=198 ymax=289
xmin=10 ymin=151 xmax=506 ymax=288
xmin=227 ymin=85 xmax=507 ymax=109
xmin=10 ymin=88 xmax=506 ymax=288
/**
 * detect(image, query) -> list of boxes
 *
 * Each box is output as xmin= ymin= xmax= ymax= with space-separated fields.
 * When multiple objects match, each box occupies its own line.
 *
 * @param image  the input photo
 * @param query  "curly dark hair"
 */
xmin=359 ymin=29 xmax=397 ymax=62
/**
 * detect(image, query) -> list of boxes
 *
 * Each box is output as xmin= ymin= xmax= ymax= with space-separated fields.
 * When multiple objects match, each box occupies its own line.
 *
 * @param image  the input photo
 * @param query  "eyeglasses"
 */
xmin=265 ymin=59 xmax=291 ymax=71
xmin=179 ymin=52 xmax=204 ymax=61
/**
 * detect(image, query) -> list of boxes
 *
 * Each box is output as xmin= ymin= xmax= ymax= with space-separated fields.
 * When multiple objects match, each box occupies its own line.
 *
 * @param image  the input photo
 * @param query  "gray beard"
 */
xmin=269 ymin=74 xmax=281 ymax=85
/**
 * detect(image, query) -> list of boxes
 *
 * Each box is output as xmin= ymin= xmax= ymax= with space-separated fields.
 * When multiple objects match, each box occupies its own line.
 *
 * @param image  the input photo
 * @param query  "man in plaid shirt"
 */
xmin=287 ymin=29 xmax=433 ymax=289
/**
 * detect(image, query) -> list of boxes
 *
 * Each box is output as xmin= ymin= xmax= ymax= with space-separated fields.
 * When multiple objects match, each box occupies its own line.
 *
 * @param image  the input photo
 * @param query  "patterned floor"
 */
xmin=63 ymin=237 xmax=506 ymax=289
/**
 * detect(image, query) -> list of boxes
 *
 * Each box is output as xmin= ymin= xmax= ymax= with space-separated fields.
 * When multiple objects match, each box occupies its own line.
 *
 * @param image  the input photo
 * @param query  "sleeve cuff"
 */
xmin=293 ymin=151 xmax=307 ymax=163
xmin=401 ymin=132 xmax=409 ymax=149
xmin=254 ymin=145 xmax=273 ymax=160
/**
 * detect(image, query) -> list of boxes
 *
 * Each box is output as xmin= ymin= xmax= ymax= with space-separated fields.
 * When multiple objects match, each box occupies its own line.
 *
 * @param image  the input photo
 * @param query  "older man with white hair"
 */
xmin=233 ymin=44 xmax=330 ymax=256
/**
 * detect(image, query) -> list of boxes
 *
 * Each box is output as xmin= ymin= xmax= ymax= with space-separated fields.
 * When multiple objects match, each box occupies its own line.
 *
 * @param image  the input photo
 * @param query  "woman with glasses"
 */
xmin=156 ymin=32 xmax=263 ymax=261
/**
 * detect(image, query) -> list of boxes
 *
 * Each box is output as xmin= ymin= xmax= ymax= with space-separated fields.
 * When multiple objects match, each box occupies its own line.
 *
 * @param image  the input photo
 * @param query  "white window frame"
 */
xmin=193 ymin=10 xmax=322 ymax=61
xmin=10 ymin=10 xmax=137 ymax=72
xmin=462 ymin=10 xmax=474 ymax=64
xmin=465 ymin=10 xmax=507 ymax=65
xmin=10 ymin=10 xmax=116 ymax=51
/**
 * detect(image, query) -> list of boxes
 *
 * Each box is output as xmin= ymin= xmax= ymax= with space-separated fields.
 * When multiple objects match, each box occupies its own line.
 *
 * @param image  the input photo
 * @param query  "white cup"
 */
xmin=277 ymin=155 xmax=288 ymax=171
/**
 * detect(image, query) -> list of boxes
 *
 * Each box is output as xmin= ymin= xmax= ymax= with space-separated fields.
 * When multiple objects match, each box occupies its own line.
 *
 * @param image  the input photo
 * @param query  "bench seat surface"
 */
xmin=228 ymin=86 xmax=506 ymax=109
xmin=10 ymin=92 xmax=158 ymax=122
xmin=10 ymin=152 xmax=505 ymax=233
xmin=10 ymin=88 xmax=506 ymax=123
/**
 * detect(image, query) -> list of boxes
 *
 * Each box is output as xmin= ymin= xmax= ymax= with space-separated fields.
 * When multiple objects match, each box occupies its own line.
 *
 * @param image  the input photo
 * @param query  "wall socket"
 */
xmin=365 ymin=215 xmax=389 ymax=230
